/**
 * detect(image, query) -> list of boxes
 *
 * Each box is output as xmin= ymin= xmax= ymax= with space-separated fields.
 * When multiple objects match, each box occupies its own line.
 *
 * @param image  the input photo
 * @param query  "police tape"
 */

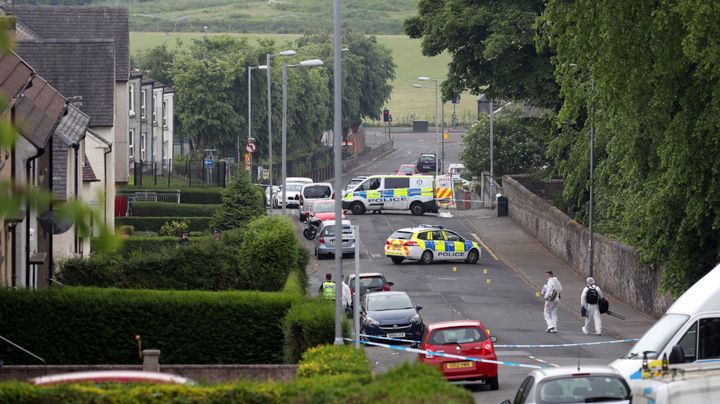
xmin=343 ymin=338 xmax=545 ymax=370
xmin=494 ymin=338 xmax=639 ymax=349
xmin=357 ymin=333 xmax=420 ymax=344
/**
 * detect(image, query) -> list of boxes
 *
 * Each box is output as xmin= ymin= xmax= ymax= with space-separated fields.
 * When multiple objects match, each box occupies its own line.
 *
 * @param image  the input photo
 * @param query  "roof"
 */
xmin=531 ymin=365 xmax=625 ymax=379
xmin=10 ymin=5 xmax=129 ymax=81
xmin=366 ymin=291 xmax=407 ymax=298
xmin=0 ymin=50 xmax=33 ymax=109
xmin=426 ymin=320 xmax=483 ymax=332
xmin=82 ymin=154 xmax=100 ymax=182
xmin=14 ymin=74 xmax=66 ymax=148
xmin=393 ymin=226 xmax=445 ymax=234
xmin=53 ymin=104 xmax=89 ymax=147
xmin=667 ymin=263 xmax=720 ymax=315
xmin=16 ymin=40 xmax=116 ymax=127
xmin=321 ymin=220 xmax=352 ymax=227
xmin=347 ymin=272 xmax=384 ymax=278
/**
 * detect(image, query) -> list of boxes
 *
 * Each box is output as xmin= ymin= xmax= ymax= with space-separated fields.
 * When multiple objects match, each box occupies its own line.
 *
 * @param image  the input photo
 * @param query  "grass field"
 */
xmin=131 ymin=32 xmax=479 ymax=126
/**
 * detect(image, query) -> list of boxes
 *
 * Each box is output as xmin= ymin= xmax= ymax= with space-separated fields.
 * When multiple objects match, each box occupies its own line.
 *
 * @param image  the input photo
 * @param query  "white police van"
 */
xmin=342 ymin=175 xmax=437 ymax=216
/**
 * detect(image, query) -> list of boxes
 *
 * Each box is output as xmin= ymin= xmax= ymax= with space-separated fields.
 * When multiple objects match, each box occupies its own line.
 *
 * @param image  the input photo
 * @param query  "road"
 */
xmin=282 ymin=130 xmax=635 ymax=403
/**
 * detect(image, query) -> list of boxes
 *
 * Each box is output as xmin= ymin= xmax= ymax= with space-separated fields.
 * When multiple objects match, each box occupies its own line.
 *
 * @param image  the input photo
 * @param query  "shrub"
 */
xmin=158 ymin=220 xmax=189 ymax=236
xmin=0 ymin=287 xmax=298 ymax=365
xmin=209 ymin=174 xmax=265 ymax=230
xmin=365 ymin=361 xmax=473 ymax=402
xmin=240 ymin=216 xmax=299 ymax=291
xmin=90 ymin=235 xmax=215 ymax=258
xmin=131 ymin=201 xmax=220 ymax=217
xmin=296 ymin=344 xmax=371 ymax=381
xmin=115 ymin=217 xmax=212 ymax=233
xmin=282 ymin=299 xmax=346 ymax=364
xmin=281 ymin=271 xmax=306 ymax=297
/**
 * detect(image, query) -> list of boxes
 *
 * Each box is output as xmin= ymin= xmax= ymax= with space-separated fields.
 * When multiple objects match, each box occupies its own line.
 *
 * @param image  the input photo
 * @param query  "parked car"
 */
xmin=360 ymin=291 xmax=424 ymax=343
xmin=447 ymin=163 xmax=466 ymax=177
xmin=307 ymin=199 xmax=345 ymax=222
xmin=500 ymin=366 xmax=631 ymax=404
xmin=299 ymin=182 xmax=334 ymax=217
xmin=285 ymin=177 xmax=313 ymax=185
xmin=395 ymin=164 xmax=418 ymax=176
xmin=418 ymin=320 xmax=498 ymax=390
xmin=273 ymin=182 xmax=303 ymax=209
xmin=344 ymin=272 xmax=394 ymax=298
xmin=416 ymin=153 xmax=437 ymax=173
xmin=314 ymin=219 xmax=355 ymax=258
xmin=31 ymin=370 xmax=195 ymax=386
xmin=384 ymin=225 xmax=481 ymax=265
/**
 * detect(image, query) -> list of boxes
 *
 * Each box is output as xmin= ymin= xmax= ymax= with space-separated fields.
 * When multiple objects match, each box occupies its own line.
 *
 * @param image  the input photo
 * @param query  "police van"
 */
xmin=342 ymin=175 xmax=437 ymax=216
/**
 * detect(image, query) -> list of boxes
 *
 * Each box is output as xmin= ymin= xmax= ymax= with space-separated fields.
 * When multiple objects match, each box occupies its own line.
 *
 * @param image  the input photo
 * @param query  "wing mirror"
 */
xmin=490 ymin=336 xmax=498 ymax=343
xmin=386 ymin=281 xmax=394 ymax=287
xmin=416 ymin=305 xmax=423 ymax=311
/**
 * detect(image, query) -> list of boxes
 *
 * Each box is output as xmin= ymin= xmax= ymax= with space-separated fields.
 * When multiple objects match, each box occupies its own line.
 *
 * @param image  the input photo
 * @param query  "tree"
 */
xmin=133 ymin=44 xmax=176 ymax=87
xmin=209 ymin=173 xmax=265 ymax=230
xmin=404 ymin=0 xmax=558 ymax=108
xmin=460 ymin=107 xmax=551 ymax=178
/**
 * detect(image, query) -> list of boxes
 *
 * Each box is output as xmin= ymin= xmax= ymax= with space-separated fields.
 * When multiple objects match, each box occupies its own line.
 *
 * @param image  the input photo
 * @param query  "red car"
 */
xmin=418 ymin=320 xmax=499 ymax=390
xmin=395 ymin=164 xmax=418 ymax=176
xmin=308 ymin=199 xmax=345 ymax=222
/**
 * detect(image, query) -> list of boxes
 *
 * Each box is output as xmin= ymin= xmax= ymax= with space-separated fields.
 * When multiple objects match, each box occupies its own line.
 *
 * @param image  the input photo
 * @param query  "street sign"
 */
xmin=244 ymin=152 xmax=251 ymax=170
xmin=262 ymin=168 xmax=269 ymax=180
xmin=203 ymin=159 xmax=214 ymax=168
xmin=245 ymin=143 xmax=257 ymax=153
xmin=452 ymin=96 xmax=461 ymax=104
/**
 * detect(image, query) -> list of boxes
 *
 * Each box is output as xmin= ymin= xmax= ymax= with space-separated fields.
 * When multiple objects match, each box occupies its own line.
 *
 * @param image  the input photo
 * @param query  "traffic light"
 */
xmin=383 ymin=109 xmax=390 ymax=122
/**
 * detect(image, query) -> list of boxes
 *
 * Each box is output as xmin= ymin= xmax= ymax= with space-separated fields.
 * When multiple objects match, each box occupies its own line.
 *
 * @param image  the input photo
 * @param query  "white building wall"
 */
xmin=96 ymin=126 xmax=115 ymax=231
xmin=114 ymin=82 xmax=129 ymax=184
xmin=162 ymin=91 xmax=174 ymax=169
xmin=52 ymin=142 xmax=79 ymax=260
xmin=13 ymin=136 xmax=40 ymax=288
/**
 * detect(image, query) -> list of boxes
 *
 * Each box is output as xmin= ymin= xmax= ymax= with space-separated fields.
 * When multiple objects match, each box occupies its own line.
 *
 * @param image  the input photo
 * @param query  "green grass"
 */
xmin=131 ymin=32 xmax=479 ymax=126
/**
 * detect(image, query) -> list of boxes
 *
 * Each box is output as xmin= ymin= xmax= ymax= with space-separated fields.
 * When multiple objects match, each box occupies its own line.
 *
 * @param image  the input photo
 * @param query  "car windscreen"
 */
xmin=367 ymin=294 xmax=413 ymax=311
xmin=428 ymin=327 xmax=487 ymax=345
xmin=285 ymin=183 xmax=303 ymax=192
xmin=622 ymin=313 xmax=689 ymax=359
xmin=536 ymin=375 xmax=630 ymax=403
xmin=389 ymin=231 xmax=413 ymax=240
xmin=420 ymin=155 xmax=435 ymax=162
xmin=312 ymin=202 xmax=334 ymax=213
xmin=303 ymin=185 xmax=332 ymax=198
xmin=323 ymin=225 xmax=352 ymax=237
xmin=355 ymin=276 xmax=384 ymax=288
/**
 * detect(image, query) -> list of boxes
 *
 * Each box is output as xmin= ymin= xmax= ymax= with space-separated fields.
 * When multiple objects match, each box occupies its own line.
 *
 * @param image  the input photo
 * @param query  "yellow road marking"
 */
xmin=471 ymin=233 xmax=499 ymax=261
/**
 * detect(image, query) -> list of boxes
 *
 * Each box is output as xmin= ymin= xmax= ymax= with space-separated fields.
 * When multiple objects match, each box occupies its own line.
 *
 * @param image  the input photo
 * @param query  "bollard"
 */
xmin=142 ymin=349 xmax=161 ymax=372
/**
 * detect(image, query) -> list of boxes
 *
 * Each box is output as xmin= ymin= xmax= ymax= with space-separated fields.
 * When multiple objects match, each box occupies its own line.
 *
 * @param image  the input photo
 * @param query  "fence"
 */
xmin=131 ymin=161 xmax=227 ymax=188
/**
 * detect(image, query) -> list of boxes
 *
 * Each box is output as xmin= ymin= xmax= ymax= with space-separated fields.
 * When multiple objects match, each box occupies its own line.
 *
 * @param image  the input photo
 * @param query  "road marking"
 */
xmin=370 ymin=253 xmax=382 ymax=258
xmin=436 ymin=277 xmax=456 ymax=281
xmin=528 ymin=355 xmax=560 ymax=368
xmin=471 ymin=232 xmax=499 ymax=261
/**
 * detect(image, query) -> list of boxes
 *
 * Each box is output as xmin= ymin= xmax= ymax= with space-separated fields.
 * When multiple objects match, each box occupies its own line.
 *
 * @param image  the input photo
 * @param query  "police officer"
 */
xmin=319 ymin=273 xmax=336 ymax=300
xmin=581 ymin=277 xmax=603 ymax=335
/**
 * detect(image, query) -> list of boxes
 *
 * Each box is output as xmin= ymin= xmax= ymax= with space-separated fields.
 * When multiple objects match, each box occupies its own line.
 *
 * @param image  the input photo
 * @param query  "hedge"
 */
xmin=282 ymin=300 xmax=346 ymax=364
xmin=296 ymin=345 xmax=371 ymax=381
xmin=130 ymin=202 xmax=220 ymax=217
xmin=0 ymin=287 xmax=300 ymax=365
xmin=90 ymin=235 xmax=209 ymax=257
xmin=239 ymin=216 xmax=300 ymax=291
xmin=119 ymin=187 xmax=223 ymax=205
xmin=115 ymin=217 xmax=212 ymax=233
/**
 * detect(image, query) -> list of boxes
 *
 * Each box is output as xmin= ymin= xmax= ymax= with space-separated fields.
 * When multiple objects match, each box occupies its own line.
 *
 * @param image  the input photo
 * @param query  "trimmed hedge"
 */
xmin=115 ymin=217 xmax=212 ymax=233
xmin=0 ymin=287 xmax=299 ymax=365
xmin=239 ymin=216 xmax=300 ymax=291
xmin=282 ymin=300 xmax=345 ymax=364
xmin=91 ymin=235 xmax=210 ymax=257
xmin=131 ymin=201 xmax=220 ymax=217
xmin=296 ymin=345 xmax=371 ymax=381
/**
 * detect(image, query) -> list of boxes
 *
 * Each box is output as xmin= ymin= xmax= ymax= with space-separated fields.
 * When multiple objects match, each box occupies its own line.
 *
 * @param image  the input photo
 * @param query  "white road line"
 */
xmin=471 ymin=232 xmax=499 ymax=261
xmin=436 ymin=277 xmax=457 ymax=281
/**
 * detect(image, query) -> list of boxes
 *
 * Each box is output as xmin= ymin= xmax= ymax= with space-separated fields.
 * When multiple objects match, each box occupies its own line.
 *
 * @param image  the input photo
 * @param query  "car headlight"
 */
xmin=410 ymin=314 xmax=421 ymax=323
xmin=364 ymin=316 xmax=380 ymax=326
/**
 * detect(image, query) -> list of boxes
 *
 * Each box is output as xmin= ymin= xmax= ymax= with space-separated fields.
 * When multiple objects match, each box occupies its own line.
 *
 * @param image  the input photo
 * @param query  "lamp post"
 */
xmin=418 ymin=77 xmax=439 ymax=176
xmin=332 ymin=0 xmax=344 ymax=346
xmin=588 ymin=78 xmax=595 ymax=278
xmin=245 ymin=64 xmax=267 ymax=181
xmin=281 ymin=59 xmax=324 ymax=216
xmin=265 ymin=49 xmax=296 ymax=213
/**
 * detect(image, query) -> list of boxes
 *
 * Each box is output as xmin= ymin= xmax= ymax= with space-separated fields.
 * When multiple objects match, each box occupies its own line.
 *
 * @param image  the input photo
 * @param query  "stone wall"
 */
xmin=502 ymin=174 xmax=673 ymax=318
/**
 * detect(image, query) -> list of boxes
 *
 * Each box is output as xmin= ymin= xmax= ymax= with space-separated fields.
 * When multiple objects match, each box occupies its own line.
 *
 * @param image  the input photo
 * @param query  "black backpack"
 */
xmin=586 ymin=286 xmax=599 ymax=305
xmin=599 ymin=297 xmax=609 ymax=314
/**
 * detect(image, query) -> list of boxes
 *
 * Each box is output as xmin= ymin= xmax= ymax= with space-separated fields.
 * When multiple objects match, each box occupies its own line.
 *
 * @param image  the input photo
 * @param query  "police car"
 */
xmin=384 ymin=225 xmax=482 ymax=265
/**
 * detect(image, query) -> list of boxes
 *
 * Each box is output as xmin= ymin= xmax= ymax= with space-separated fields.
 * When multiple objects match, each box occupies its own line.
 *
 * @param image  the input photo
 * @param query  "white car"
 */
xmin=447 ymin=163 xmax=466 ymax=177
xmin=273 ymin=182 xmax=304 ymax=209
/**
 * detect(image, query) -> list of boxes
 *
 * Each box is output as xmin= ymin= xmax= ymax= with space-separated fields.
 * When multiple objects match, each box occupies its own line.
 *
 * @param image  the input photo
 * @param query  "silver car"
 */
xmin=314 ymin=220 xmax=355 ymax=258
xmin=501 ymin=366 xmax=631 ymax=404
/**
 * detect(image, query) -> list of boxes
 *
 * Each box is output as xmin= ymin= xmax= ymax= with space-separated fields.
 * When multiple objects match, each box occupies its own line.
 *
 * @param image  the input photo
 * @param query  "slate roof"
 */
xmin=16 ymin=40 xmax=115 ymax=127
xmin=14 ymin=74 xmax=66 ymax=149
xmin=0 ymin=50 xmax=33 ymax=112
xmin=54 ymin=104 xmax=89 ymax=147
xmin=9 ymin=5 xmax=129 ymax=81
xmin=82 ymin=153 xmax=100 ymax=182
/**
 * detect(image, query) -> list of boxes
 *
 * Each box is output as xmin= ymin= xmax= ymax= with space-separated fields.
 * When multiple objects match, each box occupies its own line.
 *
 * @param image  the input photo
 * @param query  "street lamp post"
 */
xmin=281 ymin=59 xmax=324 ymax=216
xmin=588 ymin=78 xmax=595 ymax=278
xmin=418 ymin=77 xmax=439 ymax=176
xmin=245 ymin=64 xmax=267 ymax=181
xmin=265 ymin=49 xmax=296 ymax=213
xmin=332 ymin=0 xmax=344 ymax=346
xmin=489 ymin=99 xmax=494 ymax=180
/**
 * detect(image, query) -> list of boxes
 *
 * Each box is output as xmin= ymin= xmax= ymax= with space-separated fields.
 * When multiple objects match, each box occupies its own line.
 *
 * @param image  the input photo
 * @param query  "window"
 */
xmin=152 ymin=94 xmax=158 ymax=124
xmin=445 ymin=231 xmax=463 ymax=242
xmin=128 ymin=84 xmax=135 ymax=115
xmin=430 ymin=230 xmax=444 ymax=240
xmin=677 ymin=321 xmax=697 ymax=362
xmin=140 ymin=132 xmax=146 ymax=161
xmin=416 ymin=232 xmax=429 ymax=241
xmin=699 ymin=318 xmax=720 ymax=360
xmin=128 ymin=129 xmax=134 ymax=158
xmin=513 ymin=376 xmax=535 ymax=404
xmin=358 ymin=177 xmax=381 ymax=191
xmin=140 ymin=89 xmax=147 ymax=119
xmin=162 ymin=100 xmax=168 ymax=127
xmin=385 ymin=177 xmax=409 ymax=189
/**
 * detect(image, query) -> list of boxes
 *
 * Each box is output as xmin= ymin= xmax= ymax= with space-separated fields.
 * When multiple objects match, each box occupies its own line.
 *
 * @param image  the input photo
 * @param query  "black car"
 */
xmin=344 ymin=272 xmax=394 ymax=298
xmin=416 ymin=154 xmax=437 ymax=173
xmin=360 ymin=291 xmax=424 ymax=344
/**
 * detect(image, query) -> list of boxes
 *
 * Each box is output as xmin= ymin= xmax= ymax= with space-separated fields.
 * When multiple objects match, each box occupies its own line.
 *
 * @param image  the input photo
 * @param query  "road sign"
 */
xmin=203 ymin=159 xmax=214 ymax=168
xmin=245 ymin=143 xmax=257 ymax=153
xmin=244 ymin=152 xmax=251 ymax=170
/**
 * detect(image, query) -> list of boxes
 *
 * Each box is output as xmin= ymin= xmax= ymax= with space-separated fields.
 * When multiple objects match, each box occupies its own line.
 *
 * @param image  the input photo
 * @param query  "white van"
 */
xmin=342 ymin=175 xmax=437 ymax=216
xmin=629 ymin=363 xmax=720 ymax=403
xmin=611 ymin=263 xmax=720 ymax=380
xmin=285 ymin=177 xmax=313 ymax=185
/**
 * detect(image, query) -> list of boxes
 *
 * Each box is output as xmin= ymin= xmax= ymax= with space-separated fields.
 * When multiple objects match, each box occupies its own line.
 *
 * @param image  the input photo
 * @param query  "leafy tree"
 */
xmin=460 ymin=107 xmax=551 ymax=178
xmin=404 ymin=0 xmax=558 ymax=108
xmin=209 ymin=173 xmax=265 ymax=230
xmin=133 ymin=43 xmax=176 ymax=87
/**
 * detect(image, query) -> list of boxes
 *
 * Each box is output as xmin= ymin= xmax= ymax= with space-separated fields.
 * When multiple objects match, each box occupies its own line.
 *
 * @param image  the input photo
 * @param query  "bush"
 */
xmin=282 ymin=299 xmax=342 ymax=364
xmin=364 ymin=361 xmax=473 ymax=402
xmin=131 ymin=201 xmax=220 ymax=217
xmin=115 ymin=217 xmax=212 ymax=233
xmin=158 ymin=220 xmax=189 ymax=236
xmin=240 ymin=216 xmax=299 ymax=291
xmin=90 ymin=235 xmax=213 ymax=258
xmin=0 ymin=287 xmax=299 ymax=365
xmin=296 ymin=344 xmax=371 ymax=381
xmin=210 ymin=174 xmax=265 ymax=230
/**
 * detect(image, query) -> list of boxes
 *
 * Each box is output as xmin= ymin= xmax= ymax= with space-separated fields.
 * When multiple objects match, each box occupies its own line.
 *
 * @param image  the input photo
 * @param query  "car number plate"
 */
xmin=445 ymin=361 xmax=473 ymax=369
xmin=386 ymin=333 xmax=405 ymax=338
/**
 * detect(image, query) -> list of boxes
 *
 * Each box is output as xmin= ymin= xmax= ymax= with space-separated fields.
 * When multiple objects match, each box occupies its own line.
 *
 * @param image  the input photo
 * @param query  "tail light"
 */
xmin=383 ymin=283 xmax=391 ymax=291
xmin=350 ymin=287 xmax=354 ymax=294
xmin=406 ymin=241 xmax=418 ymax=246
xmin=319 ymin=236 xmax=325 ymax=244
xmin=331 ymin=192 xmax=335 ymax=199
xmin=385 ymin=240 xmax=392 ymax=245
xmin=299 ymin=195 xmax=304 ymax=204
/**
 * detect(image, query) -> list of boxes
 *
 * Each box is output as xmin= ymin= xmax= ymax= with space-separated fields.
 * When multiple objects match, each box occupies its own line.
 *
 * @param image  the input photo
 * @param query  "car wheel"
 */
xmin=410 ymin=202 xmax=425 ymax=216
xmin=466 ymin=249 xmax=479 ymax=264
xmin=488 ymin=377 xmax=499 ymax=391
xmin=420 ymin=250 xmax=433 ymax=264
xmin=390 ymin=256 xmax=404 ymax=264
xmin=351 ymin=202 xmax=366 ymax=215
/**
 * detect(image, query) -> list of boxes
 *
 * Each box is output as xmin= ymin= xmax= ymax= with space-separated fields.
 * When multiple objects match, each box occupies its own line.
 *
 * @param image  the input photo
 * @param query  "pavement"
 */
xmin=454 ymin=208 xmax=658 ymax=340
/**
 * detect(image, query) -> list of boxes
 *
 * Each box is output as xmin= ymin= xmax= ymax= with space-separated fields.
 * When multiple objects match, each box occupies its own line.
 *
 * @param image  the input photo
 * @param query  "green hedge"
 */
xmin=296 ymin=344 xmax=371 ymax=381
xmin=239 ymin=216 xmax=300 ymax=291
xmin=131 ymin=202 xmax=220 ymax=217
xmin=282 ymin=300 xmax=345 ymax=364
xmin=115 ymin=217 xmax=212 ymax=233
xmin=91 ymin=235 xmax=210 ymax=257
xmin=119 ymin=187 xmax=223 ymax=205
xmin=0 ymin=287 xmax=300 ymax=365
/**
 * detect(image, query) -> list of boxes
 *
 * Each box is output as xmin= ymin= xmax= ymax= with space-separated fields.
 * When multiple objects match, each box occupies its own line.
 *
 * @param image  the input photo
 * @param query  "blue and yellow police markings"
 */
xmin=344 ymin=187 xmax=433 ymax=201
xmin=416 ymin=240 xmax=478 ymax=257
